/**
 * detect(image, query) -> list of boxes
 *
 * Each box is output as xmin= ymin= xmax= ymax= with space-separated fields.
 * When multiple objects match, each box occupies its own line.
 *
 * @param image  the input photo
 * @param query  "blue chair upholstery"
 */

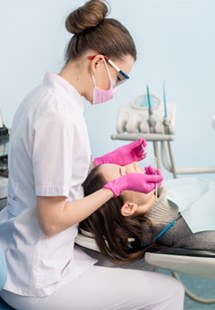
xmin=0 ymin=244 xmax=16 ymax=310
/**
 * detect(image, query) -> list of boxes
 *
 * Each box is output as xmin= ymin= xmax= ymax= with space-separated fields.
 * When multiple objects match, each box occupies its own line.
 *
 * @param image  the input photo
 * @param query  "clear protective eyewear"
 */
xmin=88 ymin=55 xmax=130 ymax=86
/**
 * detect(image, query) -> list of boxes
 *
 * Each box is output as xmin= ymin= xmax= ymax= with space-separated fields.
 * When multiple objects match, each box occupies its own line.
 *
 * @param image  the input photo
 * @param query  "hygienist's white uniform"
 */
xmin=0 ymin=72 xmax=96 ymax=297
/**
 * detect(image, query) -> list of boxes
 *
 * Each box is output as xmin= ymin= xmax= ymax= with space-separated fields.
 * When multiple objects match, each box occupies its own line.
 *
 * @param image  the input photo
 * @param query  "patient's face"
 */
xmin=99 ymin=162 xmax=155 ymax=205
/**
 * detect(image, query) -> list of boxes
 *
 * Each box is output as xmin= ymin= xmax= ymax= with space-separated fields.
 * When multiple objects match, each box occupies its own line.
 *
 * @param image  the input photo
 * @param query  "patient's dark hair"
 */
xmin=81 ymin=166 xmax=155 ymax=263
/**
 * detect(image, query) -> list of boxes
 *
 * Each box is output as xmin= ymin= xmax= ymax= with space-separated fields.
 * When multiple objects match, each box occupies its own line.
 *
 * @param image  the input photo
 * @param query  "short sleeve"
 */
xmin=32 ymin=111 xmax=74 ymax=197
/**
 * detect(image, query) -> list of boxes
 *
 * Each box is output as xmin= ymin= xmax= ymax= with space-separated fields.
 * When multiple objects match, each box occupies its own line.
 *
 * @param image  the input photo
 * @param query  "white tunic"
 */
xmin=0 ymin=72 xmax=96 ymax=297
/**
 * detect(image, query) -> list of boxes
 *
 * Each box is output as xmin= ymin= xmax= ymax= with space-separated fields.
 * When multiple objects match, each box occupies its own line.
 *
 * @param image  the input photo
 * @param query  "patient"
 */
xmin=81 ymin=162 xmax=215 ymax=263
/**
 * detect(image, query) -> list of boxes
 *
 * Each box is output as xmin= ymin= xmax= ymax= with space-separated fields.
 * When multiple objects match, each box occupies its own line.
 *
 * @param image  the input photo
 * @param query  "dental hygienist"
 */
xmin=0 ymin=1 xmax=184 ymax=309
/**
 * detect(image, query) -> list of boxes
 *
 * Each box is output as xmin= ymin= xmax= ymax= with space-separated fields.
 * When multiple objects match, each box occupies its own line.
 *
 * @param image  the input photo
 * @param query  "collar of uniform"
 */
xmin=43 ymin=72 xmax=83 ymax=110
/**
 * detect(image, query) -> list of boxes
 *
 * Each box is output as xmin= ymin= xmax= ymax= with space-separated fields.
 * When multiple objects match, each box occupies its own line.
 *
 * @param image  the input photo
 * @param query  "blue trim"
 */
xmin=119 ymin=70 xmax=129 ymax=79
xmin=153 ymin=220 xmax=175 ymax=243
xmin=140 ymin=220 xmax=176 ymax=249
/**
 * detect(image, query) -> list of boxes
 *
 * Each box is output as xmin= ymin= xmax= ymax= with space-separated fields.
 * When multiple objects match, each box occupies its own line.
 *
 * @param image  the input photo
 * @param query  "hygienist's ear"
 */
xmin=90 ymin=55 xmax=104 ymax=74
xmin=121 ymin=202 xmax=138 ymax=217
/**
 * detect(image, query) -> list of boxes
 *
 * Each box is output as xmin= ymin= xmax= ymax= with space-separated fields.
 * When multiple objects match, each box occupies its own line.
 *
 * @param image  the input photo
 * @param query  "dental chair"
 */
xmin=75 ymin=227 xmax=215 ymax=304
xmin=76 ymin=94 xmax=215 ymax=304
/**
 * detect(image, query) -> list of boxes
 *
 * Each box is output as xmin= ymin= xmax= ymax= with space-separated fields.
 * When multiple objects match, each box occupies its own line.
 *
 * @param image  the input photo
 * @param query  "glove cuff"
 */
xmin=92 ymin=157 xmax=102 ymax=166
xmin=93 ymin=151 xmax=114 ymax=166
xmin=103 ymin=176 xmax=127 ymax=198
xmin=103 ymin=183 xmax=119 ymax=197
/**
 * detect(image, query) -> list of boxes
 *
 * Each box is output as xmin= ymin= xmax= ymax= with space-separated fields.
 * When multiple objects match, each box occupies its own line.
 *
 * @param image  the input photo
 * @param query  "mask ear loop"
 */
xmin=91 ymin=73 xmax=97 ymax=87
xmin=102 ymin=56 xmax=116 ymax=88
xmin=102 ymin=57 xmax=112 ymax=82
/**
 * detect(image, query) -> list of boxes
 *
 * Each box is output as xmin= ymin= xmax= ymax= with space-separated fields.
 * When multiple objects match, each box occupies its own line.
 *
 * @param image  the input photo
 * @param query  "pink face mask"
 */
xmin=91 ymin=60 xmax=117 ymax=105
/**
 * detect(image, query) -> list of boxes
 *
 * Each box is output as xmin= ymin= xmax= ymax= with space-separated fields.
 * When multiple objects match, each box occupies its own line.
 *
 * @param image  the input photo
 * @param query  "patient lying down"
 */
xmin=80 ymin=162 xmax=215 ymax=263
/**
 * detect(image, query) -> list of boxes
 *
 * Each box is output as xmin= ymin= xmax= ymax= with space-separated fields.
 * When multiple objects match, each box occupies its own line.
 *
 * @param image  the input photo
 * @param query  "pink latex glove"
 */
xmin=93 ymin=138 xmax=147 ymax=166
xmin=144 ymin=165 xmax=163 ymax=187
xmin=103 ymin=171 xmax=163 ymax=197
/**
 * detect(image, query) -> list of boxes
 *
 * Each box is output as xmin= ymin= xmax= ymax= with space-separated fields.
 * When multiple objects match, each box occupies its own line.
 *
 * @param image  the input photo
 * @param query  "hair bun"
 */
xmin=66 ymin=0 xmax=109 ymax=35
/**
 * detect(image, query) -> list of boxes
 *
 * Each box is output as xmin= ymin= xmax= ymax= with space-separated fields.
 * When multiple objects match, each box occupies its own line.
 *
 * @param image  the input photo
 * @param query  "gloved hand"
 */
xmin=144 ymin=165 xmax=163 ymax=187
xmin=93 ymin=138 xmax=147 ymax=166
xmin=103 ymin=170 xmax=163 ymax=197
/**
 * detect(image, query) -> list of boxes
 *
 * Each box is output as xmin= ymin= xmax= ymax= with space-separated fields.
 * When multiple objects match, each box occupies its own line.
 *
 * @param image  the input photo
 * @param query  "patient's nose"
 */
xmin=125 ymin=162 xmax=138 ymax=174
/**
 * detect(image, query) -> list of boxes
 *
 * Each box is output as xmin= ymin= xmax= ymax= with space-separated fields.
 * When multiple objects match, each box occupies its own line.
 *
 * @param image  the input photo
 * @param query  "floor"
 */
xmin=158 ymin=269 xmax=215 ymax=309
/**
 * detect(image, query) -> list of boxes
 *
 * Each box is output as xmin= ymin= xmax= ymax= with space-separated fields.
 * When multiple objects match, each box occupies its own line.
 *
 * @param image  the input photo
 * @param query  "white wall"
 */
xmin=1 ymin=0 xmax=215 ymax=179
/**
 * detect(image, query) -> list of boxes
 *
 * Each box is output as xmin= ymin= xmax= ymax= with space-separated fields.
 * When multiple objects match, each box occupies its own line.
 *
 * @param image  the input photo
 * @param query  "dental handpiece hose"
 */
xmin=146 ymin=85 xmax=156 ymax=133
xmin=162 ymin=119 xmax=177 ymax=178
xmin=162 ymin=80 xmax=171 ymax=135
xmin=146 ymin=85 xmax=159 ymax=165
xmin=163 ymin=117 xmax=170 ymax=134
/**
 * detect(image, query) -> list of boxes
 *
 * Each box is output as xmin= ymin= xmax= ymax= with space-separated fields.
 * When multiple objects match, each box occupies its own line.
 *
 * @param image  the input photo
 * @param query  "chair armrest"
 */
xmin=147 ymin=246 xmax=215 ymax=258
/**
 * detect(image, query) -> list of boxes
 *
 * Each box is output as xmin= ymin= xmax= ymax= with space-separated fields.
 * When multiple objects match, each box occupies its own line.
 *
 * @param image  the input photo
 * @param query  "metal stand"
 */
xmin=111 ymin=133 xmax=215 ymax=177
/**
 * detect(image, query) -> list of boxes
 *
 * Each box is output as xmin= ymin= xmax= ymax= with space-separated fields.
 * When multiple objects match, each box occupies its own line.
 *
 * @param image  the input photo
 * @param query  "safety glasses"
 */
xmin=88 ymin=55 xmax=130 ymax=86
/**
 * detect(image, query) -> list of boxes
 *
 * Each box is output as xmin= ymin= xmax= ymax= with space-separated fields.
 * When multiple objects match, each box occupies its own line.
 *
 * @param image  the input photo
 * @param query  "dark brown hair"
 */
xmin=65 ymin=0 xmax=137 ymax=62
xmin=81 ymin=166 xmax=155 ymax=263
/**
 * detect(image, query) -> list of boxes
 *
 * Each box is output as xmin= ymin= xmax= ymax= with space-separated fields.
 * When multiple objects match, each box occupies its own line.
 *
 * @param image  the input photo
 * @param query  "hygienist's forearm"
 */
xmin=37 ymin=188 xmax=113 ymax=237
xmin=66 ymin=188 xmax=113 ymax=224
